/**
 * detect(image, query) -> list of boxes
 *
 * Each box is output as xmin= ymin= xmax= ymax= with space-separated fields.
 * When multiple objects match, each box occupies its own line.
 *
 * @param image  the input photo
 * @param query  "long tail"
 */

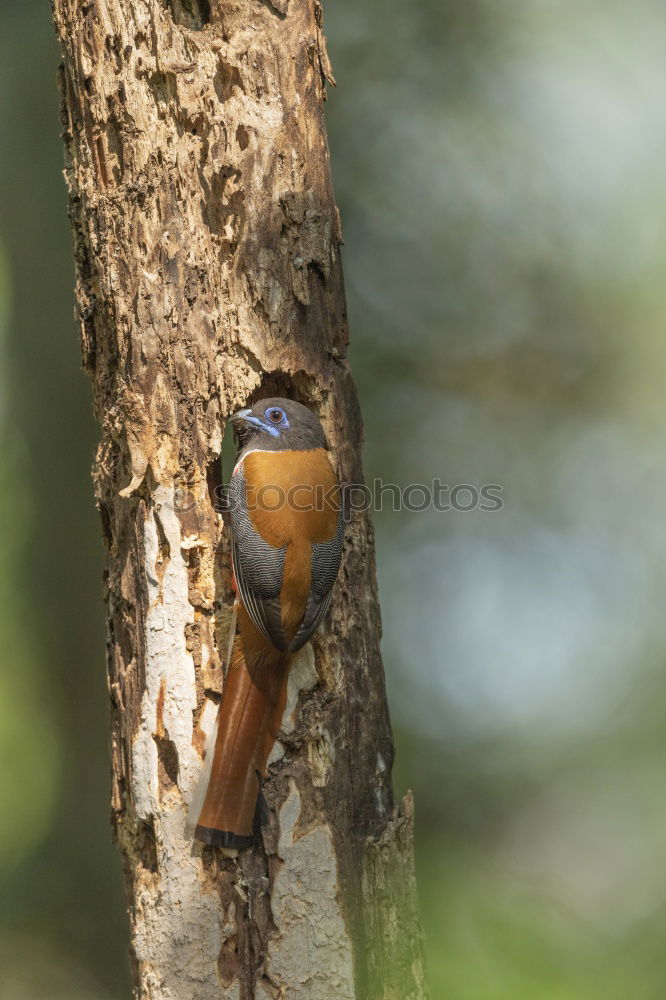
xmin=192 ymin=610 xmax=291 ymax=849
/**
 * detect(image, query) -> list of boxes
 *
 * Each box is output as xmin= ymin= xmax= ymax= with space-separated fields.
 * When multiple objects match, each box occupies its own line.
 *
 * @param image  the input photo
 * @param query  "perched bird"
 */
xmin=192 ymin=398 xmax=343 ymax=849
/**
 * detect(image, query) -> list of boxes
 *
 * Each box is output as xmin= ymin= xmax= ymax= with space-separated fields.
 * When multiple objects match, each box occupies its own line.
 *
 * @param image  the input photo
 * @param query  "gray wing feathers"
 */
xmin=287 ymin=509 xmax=344 ymax=653
xmin=311 ymin=508 xmax=345 ymax=596
xmin=229 ymin=470 xmax=287 ymax=647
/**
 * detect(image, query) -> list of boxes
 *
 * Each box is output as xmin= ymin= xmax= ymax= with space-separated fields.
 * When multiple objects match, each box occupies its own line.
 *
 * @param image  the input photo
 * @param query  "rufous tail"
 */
xmin=193 ymin=614 xmax=291 ymax=849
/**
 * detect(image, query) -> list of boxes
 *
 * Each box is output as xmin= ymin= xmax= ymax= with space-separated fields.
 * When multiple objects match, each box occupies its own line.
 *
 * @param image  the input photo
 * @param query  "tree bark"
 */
xmin=51 ymin=1 xmax=428 ymax=997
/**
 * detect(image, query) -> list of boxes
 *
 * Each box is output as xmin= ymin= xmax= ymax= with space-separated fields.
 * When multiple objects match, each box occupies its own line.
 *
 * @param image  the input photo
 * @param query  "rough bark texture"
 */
xmin=51 ymin=1 xmax=428 ymax=998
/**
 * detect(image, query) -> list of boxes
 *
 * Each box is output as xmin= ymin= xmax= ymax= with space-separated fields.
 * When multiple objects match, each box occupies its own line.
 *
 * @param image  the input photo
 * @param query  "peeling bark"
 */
xmin=51 ymin=1 xmax=428 ymax=997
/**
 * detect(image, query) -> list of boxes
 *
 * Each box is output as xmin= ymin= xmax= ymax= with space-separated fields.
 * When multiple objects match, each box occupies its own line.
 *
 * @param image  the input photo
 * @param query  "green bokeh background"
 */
xmin=2 ymin=3 xmax=666 ymax=997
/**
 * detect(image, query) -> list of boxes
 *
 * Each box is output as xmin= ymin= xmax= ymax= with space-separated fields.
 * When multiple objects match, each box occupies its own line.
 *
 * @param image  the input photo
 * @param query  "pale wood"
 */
xmin=51 ymin=1 xmax=429 ymax=996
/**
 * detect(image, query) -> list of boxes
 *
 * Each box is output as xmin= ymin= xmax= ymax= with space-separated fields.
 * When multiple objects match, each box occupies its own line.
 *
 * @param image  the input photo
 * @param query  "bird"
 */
xmin=191 ymin=398 xmax=344 ymax=849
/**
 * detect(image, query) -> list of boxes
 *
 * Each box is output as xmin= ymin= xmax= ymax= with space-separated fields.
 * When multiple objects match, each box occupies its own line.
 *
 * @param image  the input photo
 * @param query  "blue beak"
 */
xmin=231 ymin=409 xmax=280 ymax=437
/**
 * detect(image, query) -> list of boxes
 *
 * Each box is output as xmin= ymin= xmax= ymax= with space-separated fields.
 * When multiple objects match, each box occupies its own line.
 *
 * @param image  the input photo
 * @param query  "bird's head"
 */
xmin=231 ymin=398 xmax=328 ymax=454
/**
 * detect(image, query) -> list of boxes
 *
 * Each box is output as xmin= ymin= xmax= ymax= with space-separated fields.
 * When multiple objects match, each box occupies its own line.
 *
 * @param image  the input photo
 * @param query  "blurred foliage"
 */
xmin=0 ymin=241 xmax=61 ymax=876
xmin=2 ymin=1 xmax=666 ymax=997
xmin=327 ymin=2 xmax=666 ymax=996
xmin=0 ymin=6 xmax=127 ymax=998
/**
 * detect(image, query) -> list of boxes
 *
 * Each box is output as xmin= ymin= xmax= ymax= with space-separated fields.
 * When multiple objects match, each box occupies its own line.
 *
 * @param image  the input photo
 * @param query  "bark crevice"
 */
xmin=168 ymin=0 xmax=211 ymax=31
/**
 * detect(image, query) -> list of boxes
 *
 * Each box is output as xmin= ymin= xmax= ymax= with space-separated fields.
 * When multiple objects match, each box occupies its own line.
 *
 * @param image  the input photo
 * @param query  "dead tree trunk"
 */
xmin=51 ymin=1 xmax=428 ymax=997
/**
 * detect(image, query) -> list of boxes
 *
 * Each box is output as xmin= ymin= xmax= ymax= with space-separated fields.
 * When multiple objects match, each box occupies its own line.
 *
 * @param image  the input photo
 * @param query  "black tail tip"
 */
xmin=194 ymin=783 xmax=269 ymax=850
xmin=194 ymin=825 xmax=255 ymax=850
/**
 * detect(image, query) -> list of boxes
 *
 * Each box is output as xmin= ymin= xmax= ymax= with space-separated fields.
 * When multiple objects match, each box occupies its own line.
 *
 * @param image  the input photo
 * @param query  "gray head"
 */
xmin=231 ymin=398 xmax=328 ymax=454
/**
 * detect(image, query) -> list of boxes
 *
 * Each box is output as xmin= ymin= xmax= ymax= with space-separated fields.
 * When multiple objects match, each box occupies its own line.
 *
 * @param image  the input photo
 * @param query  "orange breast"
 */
xmin=242 ymin=448 xmax=340 ymax=639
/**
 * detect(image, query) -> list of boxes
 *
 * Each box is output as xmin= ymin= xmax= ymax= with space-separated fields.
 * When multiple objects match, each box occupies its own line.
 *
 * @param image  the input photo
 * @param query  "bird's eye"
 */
xmin=267 ymin=408 xmax=284 ymax=424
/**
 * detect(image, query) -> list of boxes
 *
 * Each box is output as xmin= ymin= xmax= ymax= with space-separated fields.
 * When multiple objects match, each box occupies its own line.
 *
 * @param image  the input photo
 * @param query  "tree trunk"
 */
xmin=51 ymin=1 xmax=428 ymax=997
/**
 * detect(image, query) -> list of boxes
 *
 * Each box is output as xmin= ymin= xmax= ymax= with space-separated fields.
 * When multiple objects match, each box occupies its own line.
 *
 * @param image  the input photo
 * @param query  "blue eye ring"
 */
xmin=266 ymin=406 xmax=286 ymax=424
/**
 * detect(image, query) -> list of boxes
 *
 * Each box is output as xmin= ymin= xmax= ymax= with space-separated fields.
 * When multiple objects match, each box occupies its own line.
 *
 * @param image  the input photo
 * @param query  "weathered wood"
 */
xmin=51 ymin=1 xmax=428 ymax=996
